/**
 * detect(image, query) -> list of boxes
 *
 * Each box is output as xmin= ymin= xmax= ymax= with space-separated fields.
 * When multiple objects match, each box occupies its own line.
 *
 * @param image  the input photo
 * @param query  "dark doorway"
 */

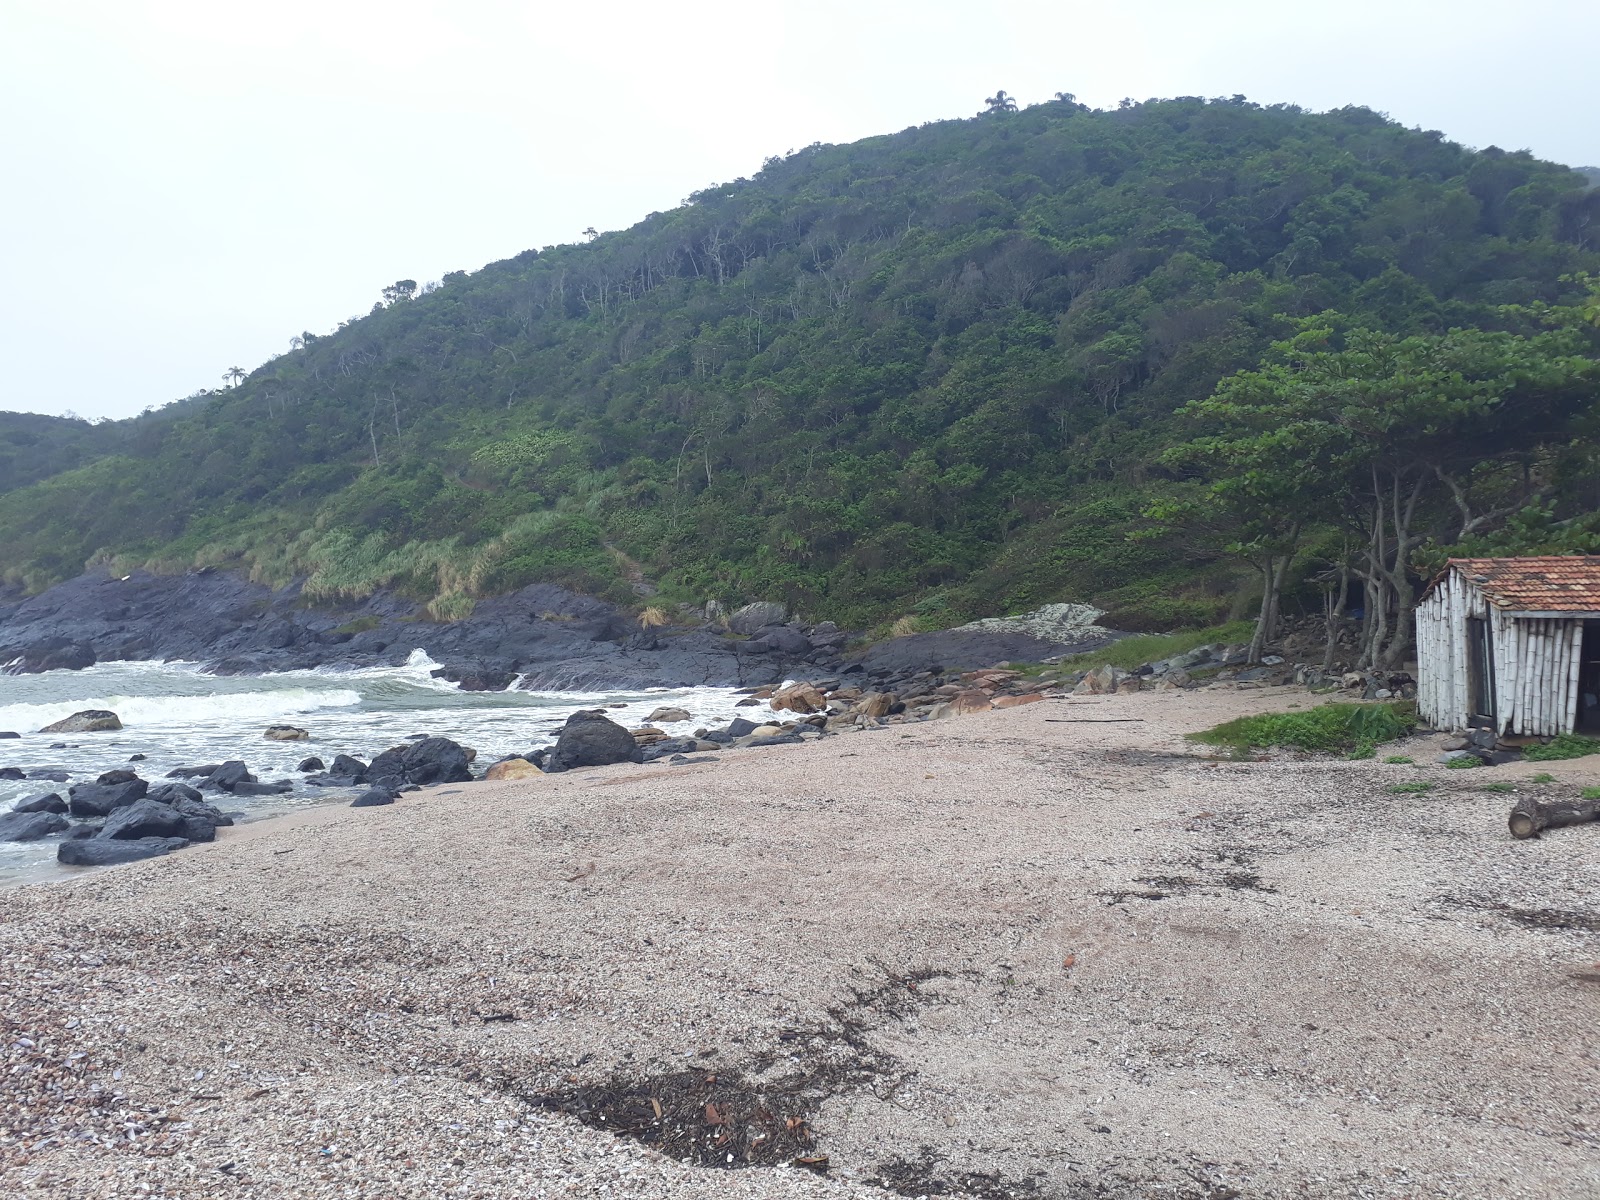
xmin=1467 ymin=616 xmax=1497 ymax=723
xmin=1580 ymin=620 xmax=1600 ymax=734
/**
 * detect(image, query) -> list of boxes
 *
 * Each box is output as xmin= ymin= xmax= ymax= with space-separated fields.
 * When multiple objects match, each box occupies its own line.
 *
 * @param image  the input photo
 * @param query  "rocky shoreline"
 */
xmin=0 ymin=570 xmax=1118 ymax=690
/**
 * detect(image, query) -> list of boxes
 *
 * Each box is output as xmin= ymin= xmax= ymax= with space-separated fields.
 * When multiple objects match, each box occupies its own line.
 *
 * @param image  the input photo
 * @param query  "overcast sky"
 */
xmin=3 ymin=0 xmax=1595 ymax=421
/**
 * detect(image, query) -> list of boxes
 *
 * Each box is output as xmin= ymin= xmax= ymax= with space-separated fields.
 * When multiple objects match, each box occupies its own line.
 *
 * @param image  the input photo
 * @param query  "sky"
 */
xmin=2 ymin=0 xmax=1595 ymax=422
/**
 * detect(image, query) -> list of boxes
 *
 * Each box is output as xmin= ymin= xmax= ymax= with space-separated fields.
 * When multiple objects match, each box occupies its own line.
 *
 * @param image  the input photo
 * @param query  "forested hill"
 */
xmin=3 ymin=96 xmax=1599 ymax=633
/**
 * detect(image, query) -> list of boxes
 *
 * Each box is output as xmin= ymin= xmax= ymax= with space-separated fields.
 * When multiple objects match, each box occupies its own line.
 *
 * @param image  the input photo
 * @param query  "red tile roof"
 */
xmin=1442 ymin=556 xmax=1600 ymax=612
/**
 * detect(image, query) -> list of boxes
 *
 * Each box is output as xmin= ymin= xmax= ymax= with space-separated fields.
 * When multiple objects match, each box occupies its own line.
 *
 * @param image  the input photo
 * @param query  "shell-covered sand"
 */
xmin=2 ymin=687 xmax=1597 ymax=1199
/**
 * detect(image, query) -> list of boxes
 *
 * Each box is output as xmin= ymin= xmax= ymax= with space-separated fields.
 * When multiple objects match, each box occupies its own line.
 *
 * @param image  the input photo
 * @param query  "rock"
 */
xmin=485 ymin=757 xmax=543 ymax=782
xmin=853 ymin=692 xmax=895 ymax=719
xmin=264 ymin=725 xmax=309 ymax=741
xmin=202 ymin=761 xmax=256 ymax=792
xmin=350 ymin=790 xmax=395 ymax=807
xmin=401 ymin=737 xmax=473 ymax=785
xmin=545 ymin=710 xmax=643 ymax=773
xmin=58 ymin=837 xmax=188 ymax=866
xmin=146 ymin=781 xmax=202 ymax=805
xmin=67 ymin=778 xmax=149 ymax=817
xmin=1341 ymin=672 xmax=1366 ymax=689
xmin=747 ymin=724 xmax=786 ymax=738
xmin=722 ymin=717 xmax=758 ymax=739
xmin=167 ymin=764 xmax=221 ymax=778
xmin=102 ymin=798 xmax=189 ymax=840
xmin=644 ymin=706 xmax=692 ymax=724
xmin=96 ymin=769 xmax=140 ymax=785
xmin=1073 ymin=664 xmax=1123 ymax=695
xmin=771 ymin=683 xmax=826 ymax=714
xmin=746 ymin=734 xmax=804 ymax=748
xmin=26 ymin=769 xmax=70 ymax=783
xmin=38 ymin=709 xmax=122 ymax=734
xmin=946 ymin=690 xmax=993 ymax=716
xmin=727 ymin=601 xmax=788 ymax=635
xmin=993 ymin=692 xmax=1044 ymax=708
xmin=0 ymin=768 xmax=23 ymax=780
xmin=734 ymin=697 xmax=760 ymax=708
xmin=17 ymin=638 xmax=97 ymax=673
xmin=331 ymin=754 xmax=368 ymax=778
xmin=297 ymin=756 xmax=325 ymax=772
xmin=229 ymin=780 xmax=294 ymax=796
xmin=153 ymin=791 xmax=230 ymax=841
xmin=755 ymin=626 xmax=812 ymax=656
xmin=128 ymin=753 xmax=146 ymax=762
xmin=0 ymin=732 xmax=18 ymax=739
xmin=0 ymin=810 xmax=69 ymax=842
xmin=13 ymin=792 xmax=66 ymax=814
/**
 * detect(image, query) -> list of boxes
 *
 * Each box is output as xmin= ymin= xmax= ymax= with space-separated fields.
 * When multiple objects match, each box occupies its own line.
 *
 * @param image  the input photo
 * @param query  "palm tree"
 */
xmin=1053 ymin=91 xmax=1077 ymax=105
xmin=223 ymin=366 xmax=245 ymax=387
xmin=982 ymin=90 xmax=1018 ymax=115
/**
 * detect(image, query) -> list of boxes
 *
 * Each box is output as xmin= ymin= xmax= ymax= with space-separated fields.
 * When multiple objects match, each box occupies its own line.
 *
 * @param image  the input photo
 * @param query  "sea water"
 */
xmin=0 ymin=650 xmax=758 ymax=886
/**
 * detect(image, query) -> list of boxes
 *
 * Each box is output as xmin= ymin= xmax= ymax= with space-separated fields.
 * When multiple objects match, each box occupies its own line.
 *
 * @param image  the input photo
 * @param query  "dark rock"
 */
xmin=38 ymin=709 xmax=121 ymax=734
xmin=26 ymin=769 xmax=69 ymax=783
xmin=67 ymin=778 xmax=149 ymax=817
xmin=728 ymin=602 xmax=788 ymax=635
xmin=167 ymin=764 xmax=221 ymax=779
xmin=229 ymin=780 xmax=293 ymax=796
xmin=16 ymin=637 xmax=97 ymax=674
xmin=430 ymin=663 xmax=517 ymax=692
xmin=734 ymin=697 xmax=760 ymax=707
xmin=102 ymin=798 xmax=188 ymax=840
xmin=0 ymin=810 xmax=70 ymax=842
xmin=64 ymin=823 xmax=102 ymax=840
xmin=331 ymin=753 xmax=368 ymax=777
xmin=0 ymin=767 xmax=23 ymax=780
xmin=297 ymin=756 xmax=326 ymax=772
xmin=96 ymin=769 xmax=140 ymax=785
xmin=147 ymin=782 xmax=203 ymax=805
xmin=755 ymin=625 xmax=812 ymax=656
xmin=700 ymin=730 xmax=733 ymax=745
xmin=0 ymin=732 xmax=18 ymax=739
xmin=201 ymin=761 xmax=256 ymax=792
xmin=58 ymin=837 xmax=188 ymax=867
xmin=350 ymin=790 xmax=395 ymax=807
xmin=13 ymin=792 xmax=66 ymax=814
xmin=400 ymin=737 xmax=473 ymax=786
xmin=726 ymin=717 xmax=759 ymax=739
xmin=746 ymin=734 xmax=805 ymax=748
xmin=545 ymin=710 xmax=643 ymax=773
xmin=163 ymin=793 xmax=231 ymax=841
xmin=128 ymin=753 xmax=146 ymax=762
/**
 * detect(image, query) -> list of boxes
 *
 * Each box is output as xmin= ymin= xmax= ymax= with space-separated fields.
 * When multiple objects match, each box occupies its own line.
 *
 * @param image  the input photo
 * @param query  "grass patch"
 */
xmin=1522 ymin=734 xmax=1600 ymax=762
xmin=1054 ymin=620 xmax=1255 ymax=673
xmin=1482 ymin=782 xmax=1515 ymax=793
xmin=1444 ymin=755 xmax=1482 ymax=770
xmin=1189 ymin=702 xmax=1415 ymax=758
xmin=1584 ymin=787 xmax=1600 ymax=801
xmin=332 ymin=614 xmax=381 ymax=635
xmin=1531 ymin=772 xmax=1556 ymax=784
xmin=1383 ymin=755 xmax=1414 ymax=765
xmin=1389 ymin=781 xmax=1434 ymax=794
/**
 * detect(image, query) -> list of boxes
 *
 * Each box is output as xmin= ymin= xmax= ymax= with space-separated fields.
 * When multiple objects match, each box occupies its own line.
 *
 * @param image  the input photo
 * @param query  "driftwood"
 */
xmin=1508 ymin=796 xmax=1600 ymax=841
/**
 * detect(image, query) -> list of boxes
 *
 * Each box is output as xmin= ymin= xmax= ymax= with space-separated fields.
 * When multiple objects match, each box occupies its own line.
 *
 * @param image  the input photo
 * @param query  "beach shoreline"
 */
xmin=3 ymin=688 xmax=1597 ymax=1199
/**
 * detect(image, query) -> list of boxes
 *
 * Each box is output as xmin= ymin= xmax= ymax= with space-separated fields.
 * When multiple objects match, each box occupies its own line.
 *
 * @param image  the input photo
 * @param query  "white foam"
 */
xmin=0 ymin=687 xmax=362 ymax=732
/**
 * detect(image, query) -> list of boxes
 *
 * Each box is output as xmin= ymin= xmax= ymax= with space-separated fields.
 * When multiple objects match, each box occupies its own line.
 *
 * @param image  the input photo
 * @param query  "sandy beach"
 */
xmin=2 ymin=686 xmax=1597 ymax=1199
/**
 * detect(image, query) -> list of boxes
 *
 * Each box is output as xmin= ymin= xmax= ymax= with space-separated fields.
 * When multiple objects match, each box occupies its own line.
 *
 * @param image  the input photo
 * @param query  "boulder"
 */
xmin=331 ymin=754 xmax=368 ymax=778
xmin=96 ymin=769 xmax=139 ymax=785
xmin=102 ymin=798 xmax=189 ymax=841
xmin=229 ymin=780 xmax=293 ymax=796
xmin=545 ymin=710 xmax=643 ymax=773
xmin=0 ymin=810 xmax=69 ymax=842
xmin=725 ymin=717 xmax=759 ymax=739
xmin=67 ymin=778 xmax=149 ymax=817
xmin=0 ymin=768 xmax=23 ymax=780
xmin=727 ymin=601 xmax=788 ymax=636
xmin=26 ymin=769 xmax=70 ymax=783
xmin=770 ymin=683 xmax=826 ymax=714
xmin=350 ymin=790 xmax=395 ymax=808
xmin=0 ymin=731 xmax=18 ymax=739
xmin=264 ymin=725 xmax=310 ymax=741
xmin=852 ymin=692 xmax=895 ymax=719
xmin=485 ymin=757 xmax=543 ymax=782
xmin=1073 ymin=665 xmax=1123 ymax=696
xmin=13 ymin=792 xmax=66 ymax=814
xmin=297 ymin=756 xmax=325 ymax=772
xmin=746 ymin=733 xmax=804 ymax=748
xmin=946 ymin=690 xmax=993 ymax=716
xmin=202 ymin=761 xmax=256 ymax=793
xmin=58 ymin=837 xmax=188 ymax=867
xmin=401 ymin=737 xmax=473 ymax=786
xmin=993 ymin=692 xmax=1044 ymax=708
xmin=166 ymin=764 xmax=221 ymax=779
xmin=644 ymin=706 xmax=692 ymax=724
xmin=755 ymin=626 xmax=812 ymax=656
xmin=145 ymin=789 xmax=230 ymax=841
xmin=746 ymin=724 xmax=786 ymax=738
xmin=38 ymin=710 xmax=122 ymax=734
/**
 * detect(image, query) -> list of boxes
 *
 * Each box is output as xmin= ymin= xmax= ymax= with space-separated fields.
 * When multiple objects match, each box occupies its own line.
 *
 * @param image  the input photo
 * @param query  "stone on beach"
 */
xmin=0 ymin=810 xmax=70 ymax=842
xmin=264 ymin=725 xmax=310 ymax=741
xmin=644 ymin=706 xmax=691 ymax=724
xmin=38 ymin=709 xmax=122 ymax=734
xmin=57 ymin=836 xmax=188 ymax=866
xmin=12 ymin=792 xmax=67 ymax=814
xmin=101 ymin=797 xmax=188 ymax=841
xmin=545 ymin=710 xmax=643 ymax=772
xmin=770 ymin=683 xmax=826 ymax=714
xmin=67 ymin=778 xmax=149 ymax=817
xmin=485 ymin=757 xmax=543 ymax=782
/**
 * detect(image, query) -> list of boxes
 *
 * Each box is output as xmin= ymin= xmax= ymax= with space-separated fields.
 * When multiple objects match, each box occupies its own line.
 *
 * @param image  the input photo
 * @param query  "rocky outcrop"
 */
xmin=0 ymin=810 xmax=70 ymax=842
xmin=364 ymin=737 xmax=473 ymax=789
xmin=13 ymin=792 xmax=67 ymax=814
xmin=67 ymin=778 xmax=149 ymax=817
xmin=58 ymin=837 xmax=188 ymax=867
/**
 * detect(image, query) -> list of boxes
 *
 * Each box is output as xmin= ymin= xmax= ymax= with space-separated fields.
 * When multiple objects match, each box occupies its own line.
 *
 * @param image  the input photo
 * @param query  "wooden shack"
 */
xmin=1416 ymin=557 xmax=1600 ymax=735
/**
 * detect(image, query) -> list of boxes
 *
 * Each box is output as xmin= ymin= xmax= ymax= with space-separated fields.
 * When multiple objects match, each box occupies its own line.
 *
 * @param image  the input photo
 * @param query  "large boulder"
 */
xmin=102 ymin=798 xmax=188 ymax=841
xmin=67 ymin=778 xmax=149 ymax=817
xmin=18 ymin=638 xmax=96 ymax=674
xmin=756 ymin=626 xmax=813 ymax=657
xmin=545 ymin=710 xmax=643 ymax=773
xmin=365 ymin=738 xmax=472 ymax=788
xmin=644 ymin=706 xmax=692 ymax=725
xmin=38 ymin=709 xmax=122 ymax=734
xmin=13 ymin=792 xmax=67 ymax=814
xmin=58 ymin=837 xmax=188 ymax=867
xmin=350 ymin=790 xmax=395 ymax=808
xmin=264 ymin=725 xmax=309 ymax=741
xmin=200 ymin=761 xmax=256 ymax=793
xmin=770 ymin=683 xmax=826 ymax=714
xmin=485 ymin=757 xmax=543 ymax=782
xmin=0 ymin=810 xmax=69 ymax=842
xmin=331 ymin=753 xmax=369 ymax=778
xmin=728 ymin=601 xmax=788 ymax=636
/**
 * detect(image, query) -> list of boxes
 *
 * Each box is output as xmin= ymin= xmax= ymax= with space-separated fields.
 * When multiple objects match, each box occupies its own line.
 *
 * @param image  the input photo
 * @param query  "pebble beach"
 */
xmin=2 ymin=687 xmax=1597 ymax=1199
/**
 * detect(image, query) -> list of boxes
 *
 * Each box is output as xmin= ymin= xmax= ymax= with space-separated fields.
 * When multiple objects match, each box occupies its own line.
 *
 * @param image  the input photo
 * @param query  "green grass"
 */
xmin=1389 ymin=781 xmax=1434 ymax=794
xmin=1189 ymin=701 xmax=1416 ymax=758
xmin=1584 ymin=786 xmax=1600 ymax=801
xmin=1383 ymin=755 xmax=1414 ymax=764
xmin=1054 ymin=620 xmax=1255 ymax=674
xmin=1482 ymin=782 xmax=1515 ymax=793
xmin=1444 ymin=755 xmax=1482 ymax=770
xmin=1531 ymin=772 xmax=1556 ymax=784
xmin=332 ymin=615 xmax=381 ymax=635
xmin=1522 ymin=734 xmax=1600 ymax=762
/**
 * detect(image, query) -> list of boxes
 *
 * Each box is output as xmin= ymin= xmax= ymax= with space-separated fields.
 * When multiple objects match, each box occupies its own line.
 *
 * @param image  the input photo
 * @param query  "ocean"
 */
xmin=0 ymin=650 xmax=756 ymax=886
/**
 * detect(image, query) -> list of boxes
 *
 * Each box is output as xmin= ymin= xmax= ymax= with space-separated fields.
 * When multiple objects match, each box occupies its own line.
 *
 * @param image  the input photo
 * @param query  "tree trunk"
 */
xmin=1508 ymin=795 xmax=1600 ymax=841
xmin=1322 ymin=561 xmax=1351 ymax=671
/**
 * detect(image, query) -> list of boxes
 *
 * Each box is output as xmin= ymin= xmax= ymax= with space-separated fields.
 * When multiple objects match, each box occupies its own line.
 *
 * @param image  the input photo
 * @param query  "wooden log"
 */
xmin=1508 ymin=795 xmax=1600 ymax=840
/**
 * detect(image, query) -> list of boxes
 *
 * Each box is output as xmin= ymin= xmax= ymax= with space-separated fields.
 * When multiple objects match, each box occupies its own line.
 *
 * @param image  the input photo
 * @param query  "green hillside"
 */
xmin=3 ymin=95 xmax=1599 ymax=633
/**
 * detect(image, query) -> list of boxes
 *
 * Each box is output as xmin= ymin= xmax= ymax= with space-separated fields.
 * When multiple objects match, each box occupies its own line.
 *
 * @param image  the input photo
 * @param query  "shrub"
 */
xmin=1584 ymin=786 xmax=1600 ymax=801
xmin=639 ymin=606 xmax=670 ymax=628
xmin=1522 ymin=734 xmax=1600 ymax=762
xmin=1531 ymin=772 xmax=1556 ymax=784
xmin=889 ymin=615 xmax=920 ymax=638
xmin=1189 ymin=702 xmax=1415 ymax=758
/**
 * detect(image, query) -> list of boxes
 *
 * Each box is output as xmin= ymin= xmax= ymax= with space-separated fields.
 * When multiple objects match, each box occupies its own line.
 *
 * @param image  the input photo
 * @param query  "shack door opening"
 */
xmin=1466 ymin=616 xmax=1496 ymax=724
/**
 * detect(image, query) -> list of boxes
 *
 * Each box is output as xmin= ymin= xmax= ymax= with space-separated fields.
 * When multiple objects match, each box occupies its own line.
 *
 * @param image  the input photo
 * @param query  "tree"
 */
xmin=381 ymin=279 xmax=418 ymax=305
xmin=1053 ymin=91 xmax=1077 ymax=105
xmin=582 ymin=227 xmax=599 ymax=241
xmin=982 ymin=90 xmax=1018 ymax=115
xmin=223 ymin=366 xmax=245 ymax=387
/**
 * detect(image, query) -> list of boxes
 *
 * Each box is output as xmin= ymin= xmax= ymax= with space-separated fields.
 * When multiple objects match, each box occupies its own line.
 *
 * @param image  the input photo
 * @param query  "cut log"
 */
xmin=1508 ymin=796 xmax=1600 ymax=841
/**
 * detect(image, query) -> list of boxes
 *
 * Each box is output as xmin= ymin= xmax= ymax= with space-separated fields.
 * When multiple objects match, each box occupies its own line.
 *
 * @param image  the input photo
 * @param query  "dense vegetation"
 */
xmin=3 ymin=95 xmax=1598 ymax=635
